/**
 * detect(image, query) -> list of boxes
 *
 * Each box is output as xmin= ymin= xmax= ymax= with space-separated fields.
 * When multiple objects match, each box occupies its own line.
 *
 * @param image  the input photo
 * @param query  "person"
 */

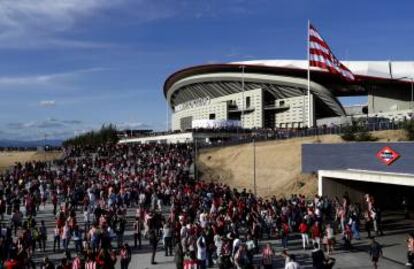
xmin=406 ymin=233 xmax=414 ymax=267
xmin=85 ymin=255 xmax=97 ymax=269
xmin=343 ymin=224 xmax=353 ymax=250
xmin=369 ymin=238 xmax=382 ymax=269
xmin=233 ymin=244 xmax=249 ymax=269
xmin=311 ymin=243 xmax=325 ymax=269
xmin=72 ymin=225 xmax=82 ymax=253
xmin=41 ymin=257 xmax=55 ymax=269
xmin=261 ymin=243 xmax=274 ymax=269
xmin=174 ymin=242 xmax=184 ymax=269
xmin=61 ymin=222 xmax=71 ymax=253
xmin=311 ymin=222 xmax=321 ymax=249
xmin=197 ymin=234 xmax=207 ymax=269
xmin=120 ymin=243 xmax=132 ymax=269
xmin=402 ymin=197 xmax=409 ymax=219
xmin=285 ymin=254 xmax=300 ymax=269
xmin=324 ymin=224 xmax=335 ymax=255
xmin=40 ymin=220 xmax=47 ymax=252
xmin=365 ymin=211 xmax=373 ymax=239
xmin=149 ymin=229 xmax=159 ymax=265
xmin=245 ymin=234 xmax=256 ymax=267
xmin=163 ymin=222 xmax=173 ymax=256
xmin=298 ymin=220 xmax=309 ymax=250
xmin=374 ymin=207 xmax=384 ymax=236
xmin=72 ymin=254 xmax=82 ymax=269
xmin=133 ymin=217 xmax=142 ymax=249
xmin=280 ymin=222 xmax=290 ymax=250
xmin=56 ymin=258 xmax=71 ymax=269
xmin=4 ymin=255 xmax=19 ymax=269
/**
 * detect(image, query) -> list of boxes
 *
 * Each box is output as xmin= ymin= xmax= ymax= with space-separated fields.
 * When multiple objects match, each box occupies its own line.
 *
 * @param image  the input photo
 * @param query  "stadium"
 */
xmin=164 ymin=60 xmax=414 ymax=131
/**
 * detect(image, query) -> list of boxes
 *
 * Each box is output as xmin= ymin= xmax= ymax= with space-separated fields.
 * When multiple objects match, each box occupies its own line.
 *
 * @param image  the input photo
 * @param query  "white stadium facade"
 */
xmin=163 ymin=60 xmax=414 ymax=131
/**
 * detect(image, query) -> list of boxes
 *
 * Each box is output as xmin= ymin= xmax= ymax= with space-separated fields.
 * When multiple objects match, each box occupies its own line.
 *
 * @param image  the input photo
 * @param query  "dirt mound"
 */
xmin=0 ymin=151 xmax=62 ymax=172
xmin=198 ymin=130 xmax=407 ymax=198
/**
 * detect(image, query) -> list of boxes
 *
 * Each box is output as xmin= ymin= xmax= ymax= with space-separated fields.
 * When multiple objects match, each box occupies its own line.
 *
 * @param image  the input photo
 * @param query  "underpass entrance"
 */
xmin=318 ymin=169 xmax=414 ymax=210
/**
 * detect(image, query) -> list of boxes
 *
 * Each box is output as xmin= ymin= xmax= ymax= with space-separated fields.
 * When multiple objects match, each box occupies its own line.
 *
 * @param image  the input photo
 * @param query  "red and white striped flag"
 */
xmin=309 ymin=24 xmax=355 ymax=81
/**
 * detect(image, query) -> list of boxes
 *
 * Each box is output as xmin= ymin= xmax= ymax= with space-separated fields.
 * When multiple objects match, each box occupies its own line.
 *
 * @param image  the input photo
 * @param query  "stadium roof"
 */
xmin=164 ymin=60 xmax=414 ymax=97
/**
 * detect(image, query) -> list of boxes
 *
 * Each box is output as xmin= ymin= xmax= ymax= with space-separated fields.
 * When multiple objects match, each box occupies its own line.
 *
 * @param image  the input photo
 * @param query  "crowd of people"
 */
xmin=0 ymin=142 xmax=409 ymax=269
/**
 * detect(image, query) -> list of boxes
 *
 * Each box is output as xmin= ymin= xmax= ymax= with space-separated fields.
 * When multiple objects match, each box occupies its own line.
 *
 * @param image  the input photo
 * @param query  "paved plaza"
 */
xmin=8 ymin=204 xmax=412 ymax=269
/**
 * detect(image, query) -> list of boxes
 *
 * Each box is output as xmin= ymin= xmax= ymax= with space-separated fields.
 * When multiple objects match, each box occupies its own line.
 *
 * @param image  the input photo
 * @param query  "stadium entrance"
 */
xmin=318 ymin=170 xmax=414 ymax=210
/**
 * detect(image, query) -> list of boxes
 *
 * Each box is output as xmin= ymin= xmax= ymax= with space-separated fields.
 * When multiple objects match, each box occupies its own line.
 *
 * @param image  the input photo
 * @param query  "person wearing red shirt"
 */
xmin=298 ymin=220 xmax=309 ymax=250
xmin=3 ymin=258 xmax=18 ymax=269
xmin=311 ymin=222 xmax=322 ymax=249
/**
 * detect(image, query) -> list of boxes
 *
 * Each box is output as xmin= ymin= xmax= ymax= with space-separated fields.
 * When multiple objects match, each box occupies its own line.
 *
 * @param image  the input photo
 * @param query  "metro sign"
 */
xmin=376 ymin=146 xmax=400 ymax=166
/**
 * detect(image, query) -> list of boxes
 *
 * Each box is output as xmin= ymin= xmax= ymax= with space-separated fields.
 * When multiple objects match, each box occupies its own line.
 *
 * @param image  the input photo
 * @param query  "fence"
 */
xmin=198 ymin=121 xmax=406 ymax=149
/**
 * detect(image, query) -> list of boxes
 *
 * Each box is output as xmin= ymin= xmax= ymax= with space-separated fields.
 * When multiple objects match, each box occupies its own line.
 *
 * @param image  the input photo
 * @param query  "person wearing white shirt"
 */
xmin=197 ymin=235 xmax=207 ymax=269
xmin=232 ymin=237 xmax=241 ymax=257
xmin=285 ymin=254 xmax=300 ymax=269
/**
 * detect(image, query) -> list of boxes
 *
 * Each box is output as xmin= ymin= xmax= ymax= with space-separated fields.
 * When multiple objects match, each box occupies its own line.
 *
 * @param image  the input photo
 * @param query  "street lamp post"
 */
xmin=194 ymin=137 xmax=198 ymax=181
xmin=252 ymin=134 xmax=257 ymax=196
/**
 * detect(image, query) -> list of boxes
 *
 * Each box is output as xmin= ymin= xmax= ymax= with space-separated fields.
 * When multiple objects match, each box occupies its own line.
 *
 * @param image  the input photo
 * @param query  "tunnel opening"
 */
xmin=321 ymin=177 xmax=414 ymax=210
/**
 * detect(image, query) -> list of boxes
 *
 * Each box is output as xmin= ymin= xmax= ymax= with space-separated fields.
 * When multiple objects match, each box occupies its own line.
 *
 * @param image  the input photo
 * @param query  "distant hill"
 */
xmin=0 ymin=139 xmax=62 ymax=148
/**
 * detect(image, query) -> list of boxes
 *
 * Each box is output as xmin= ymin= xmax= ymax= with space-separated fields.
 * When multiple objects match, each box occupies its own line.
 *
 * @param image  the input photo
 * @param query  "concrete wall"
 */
xmin=275 ymin=95 xmax=310 ymax=128
xmin=368 ymin=87 xmax=412 ymax=114
xmin=320 ymin=176 xmax=413 ymax=209
xmin=302 ymin=143 xmax=414 ymax=174
xmin=171 ymin=88 xmax=316 ymax=130
xmin=321 ymin=177 xmax=366 ymax=203
xmin=171 ymin=88 xmax=263 ymax=131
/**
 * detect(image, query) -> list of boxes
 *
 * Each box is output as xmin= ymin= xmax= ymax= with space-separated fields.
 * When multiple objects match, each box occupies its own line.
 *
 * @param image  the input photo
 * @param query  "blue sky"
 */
xmin=0 ymin=0 xmax=414 ymax=140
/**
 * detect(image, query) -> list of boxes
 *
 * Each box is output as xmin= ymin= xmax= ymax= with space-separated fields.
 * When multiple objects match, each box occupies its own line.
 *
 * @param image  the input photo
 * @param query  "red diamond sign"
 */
xmin=376 ymin=146 xmax=400 ymax=166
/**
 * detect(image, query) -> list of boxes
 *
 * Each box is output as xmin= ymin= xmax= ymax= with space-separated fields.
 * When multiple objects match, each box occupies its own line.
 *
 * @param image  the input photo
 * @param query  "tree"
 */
xmin=63 ymin=124 xmax=119 ymax=147
xmin=341 ymin=118 xmax=377 ymax=142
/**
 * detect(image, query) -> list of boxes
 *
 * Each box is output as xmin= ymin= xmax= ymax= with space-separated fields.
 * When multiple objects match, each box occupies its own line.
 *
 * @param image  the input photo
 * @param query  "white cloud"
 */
xmin=0 ymin=67 xmax=107 ymax=87
xmin=0 ymin=0 xmax=126 ymax=49
xmin=7 ymin=118 xmax=83 ymax=130
xmin=0 ymin=0 xmax=124 ymax=31
xmin=0 ymin=0 xmax=178 ymax=49
xmin=39 ymin=100 xmax=56 ymax=107
xmin=117 ymin=122 xmax=152 ymax=130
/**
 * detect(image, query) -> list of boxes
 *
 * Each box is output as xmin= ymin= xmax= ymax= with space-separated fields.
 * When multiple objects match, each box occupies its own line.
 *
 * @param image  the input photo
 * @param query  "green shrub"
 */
xmin=403 ymin=119 xmax=414 ymax=140
xmin=341 ymin=119 xmax=377 ymax=141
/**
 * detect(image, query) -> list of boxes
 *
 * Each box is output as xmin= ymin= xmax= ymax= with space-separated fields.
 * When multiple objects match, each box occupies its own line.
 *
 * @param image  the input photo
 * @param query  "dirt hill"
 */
xmin=0 ymin=151 xmax=62 ymax=172
xmin=197 ymin=130 xmax=407 ymax=198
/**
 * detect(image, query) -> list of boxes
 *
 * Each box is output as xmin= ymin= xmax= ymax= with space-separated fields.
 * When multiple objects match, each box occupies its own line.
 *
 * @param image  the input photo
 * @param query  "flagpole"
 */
xmin=307 ymin=20 xmax=312 ymax=128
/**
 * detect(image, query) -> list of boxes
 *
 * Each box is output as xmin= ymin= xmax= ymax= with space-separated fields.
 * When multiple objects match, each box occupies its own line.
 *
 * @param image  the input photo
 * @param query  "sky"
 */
xmin=0 ymin=0 xmax=414 ymax=140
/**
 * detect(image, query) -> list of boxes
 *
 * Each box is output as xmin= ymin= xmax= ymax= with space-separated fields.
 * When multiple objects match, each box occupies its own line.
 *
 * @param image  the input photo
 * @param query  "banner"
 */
xmin=191 ymin=119 xmax=241 ymax=129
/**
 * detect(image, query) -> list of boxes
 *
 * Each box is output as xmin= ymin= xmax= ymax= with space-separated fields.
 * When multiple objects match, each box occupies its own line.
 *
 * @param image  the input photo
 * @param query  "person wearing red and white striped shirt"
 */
xmin=71 ymin=255 xmax=82 ymax=269
xmin=85 ymin=256 xmax=96 ymax=269
xmin=261 ymin=243 xmax=274 ymax=269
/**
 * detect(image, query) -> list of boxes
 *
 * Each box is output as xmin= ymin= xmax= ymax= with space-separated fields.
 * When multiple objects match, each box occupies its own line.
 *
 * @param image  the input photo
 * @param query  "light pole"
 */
xmin=193 ymin=136 xmax=198 ymax=181
xmin=252 ymin=134 xmax=257 ymax=196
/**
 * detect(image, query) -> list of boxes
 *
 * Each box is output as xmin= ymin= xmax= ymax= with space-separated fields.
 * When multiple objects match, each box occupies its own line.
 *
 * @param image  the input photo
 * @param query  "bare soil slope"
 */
xmin=198 ymin=130 xmax=407 ymax=198
xmin=0 ymin=151 xmax=62 ymax=172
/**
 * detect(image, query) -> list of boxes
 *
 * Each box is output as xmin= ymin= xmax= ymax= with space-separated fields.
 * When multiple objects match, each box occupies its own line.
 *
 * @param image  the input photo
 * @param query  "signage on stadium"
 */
xmin=376 ymin=146 xmax=400 ymax=166
xmin=192 ymin=119 xmax=241 ymax=129
xmin=175 ymin=98 xmax=211 ymax=112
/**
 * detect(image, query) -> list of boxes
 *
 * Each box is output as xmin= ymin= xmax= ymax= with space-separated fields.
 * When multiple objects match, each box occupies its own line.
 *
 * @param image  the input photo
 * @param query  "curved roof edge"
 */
xmin=163 ymin=60 xmax=414 ymax=97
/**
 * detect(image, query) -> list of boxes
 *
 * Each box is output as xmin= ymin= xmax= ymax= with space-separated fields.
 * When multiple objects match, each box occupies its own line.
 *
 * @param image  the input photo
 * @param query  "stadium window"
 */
xmin=209 ymin=113 xmax=216 ymax=120
xmin=246 ymin=96 xmax=251 ymax=108
xmin=279 ymin=100 xmax=285 ymax=106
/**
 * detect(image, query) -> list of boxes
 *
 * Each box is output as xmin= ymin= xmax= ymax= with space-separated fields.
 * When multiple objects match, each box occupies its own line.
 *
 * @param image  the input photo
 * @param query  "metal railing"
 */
xmin=198 ymin=121 xmax=406 ymax=149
